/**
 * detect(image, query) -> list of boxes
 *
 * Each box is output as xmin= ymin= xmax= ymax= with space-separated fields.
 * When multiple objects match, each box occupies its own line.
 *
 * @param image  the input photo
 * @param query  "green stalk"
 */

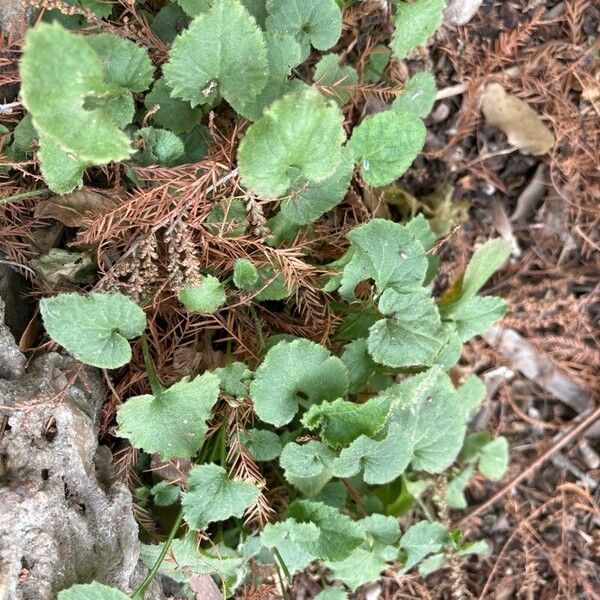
xmin=131 ymin=509 xmax=184 ymax=600
xmin=141 ymin=334 xmax=164 ymax=396
xmin=0 ymin=188 xmax=50 ymax=205
xmin=272 ymin=547 xmax=291 ymax=600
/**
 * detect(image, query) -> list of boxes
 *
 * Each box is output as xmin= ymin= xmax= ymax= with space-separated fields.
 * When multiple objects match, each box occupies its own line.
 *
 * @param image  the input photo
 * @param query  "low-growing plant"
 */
xmin=6 ymin=0 xmax=514 ymax=597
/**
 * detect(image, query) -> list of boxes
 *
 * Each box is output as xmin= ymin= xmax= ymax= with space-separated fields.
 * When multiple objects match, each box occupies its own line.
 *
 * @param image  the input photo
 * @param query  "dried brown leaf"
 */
xmin=34 ymin=189 xmax=119 ymax=227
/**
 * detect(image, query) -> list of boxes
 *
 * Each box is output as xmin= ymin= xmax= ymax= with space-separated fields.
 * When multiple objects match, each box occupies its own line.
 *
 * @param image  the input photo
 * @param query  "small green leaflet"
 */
xmin=391 ymin=0 xmax=446 ymax=60
xmin=445 ymin=465 xmax=475 ymax=509
xmin=178 ymin=275 xmax=226 ymax=313
xmin=151 ymin=3 xmax=190 ymax=44
xmin=164 ymin=0 xmax=268 ymax=112
xmin=302 ymin=396 xmax=389 ymax=449
xmin=116 ymin=372 xmax=220 ymax=460
xmin=150 ymin=480 xmax=181 ymax=506
xmin=265 ymin=0 xmax=342 ymax=60
xmin=85 ymin=33 xmax=154 ymax=92
xmin=238 ymin=89 xmax=346 ymax=198
xmin=182 ymin=463 xmax=261 ymax=530
xmin=260 ymin=520 xmax=320 ymax=573
xmin=215 ymin=361 xmax=253 ymax=397
xmin=338 ymin=218 xmax=428 ymax=300
xmin=233 ymin=258 xmax=259 ymax=289
xmin=176 ymin=0 xmax=210 ymax=16
xmin=287 ymin=500 xmax=364 ymax=561
xmin=462 ymin=432 xmax=509 ymax=480
xmin=314 ymin=589 xmax=348 ymax=600
xmin=327 ymin=547 xmax=388 ymax=591
xmin=57 ymin=582 xmax=129 ymax=599
xmin=314 ymin=54 xmax=358 ymax=106
xmin=350 ymin=110 xmax=426 ymax=187
xmin=133 ymin=127 xmax=185 ymax=167
xmin=369 ymin=287 xmax=445 ymax=368
xmin=392 ymin=71 xmax=437 ymax=118
xmin=358 ymin=513 xmax=401 ymax=546
xmin=40 ymin=292 xmax=146 ymax=369
xmin=340 ymin=338 xmax=377 ymax=393
xmin=452 ymin=295 xmax=507 ymax=341
xmin=36 ymin=134 xmax=89 ymax=195
xmin=250 ymin=339 xmax=348 ymax=426
xmin=456 ymin=374 xmax=486 ymax=423
xmin=279 ymin=148 xmax=353 ymax=226
xmin=144 ymin=78 xmax=204 ymax=134
xmin=280 ymin=440 xmax=335 ymax=496
xmin=399 ymin=520 xmax=449 ymax=572
xmin=240 ymin=428 xmax=282 ymax=461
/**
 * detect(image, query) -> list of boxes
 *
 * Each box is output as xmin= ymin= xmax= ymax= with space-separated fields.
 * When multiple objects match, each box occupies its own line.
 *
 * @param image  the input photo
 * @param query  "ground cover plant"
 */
xmin=1 ymin=0 xmax=569 ymax=598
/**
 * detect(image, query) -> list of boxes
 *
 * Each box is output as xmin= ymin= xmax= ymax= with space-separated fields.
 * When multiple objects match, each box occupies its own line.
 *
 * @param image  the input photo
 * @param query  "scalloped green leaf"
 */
xmin=391 ymin=0 xmax=446 ymax=60
xmin=57 ymin=582 xmax=129 ymax=600
xmin=339 ymin=218 xmax=428 ymax=300
xmin=368 ymin=287 xmax=445 ymax=368
xmin=265 ymin=0 xmax=342 ymax=60
xmin=241 ymin=428 xmax=282 ymax=462
xmin=350 ymin=110 xmax=426 ymax=187
xmin=280 ymin=440 xmax=335 ymax=496
xmin=250 ymin=339 xmax=349 ymax=426
xmin=279 ymin=147 xmax=353 ymax=225
xmin=233 ymin=258 xmax=259 ymax=289
xmin=151 ymin=2 xmax=190 ymax=44
xmin=85 ymin=33 xmax=154 ymax=92
xmin=150 ymin=480 xmax=181 ymax=506
xmin=340 ymin=338 xmax=377 ymax=393
xmin=133 ymin=127 xmax=185 ymax=167
xmin=215 ymin=361 xmax=253 ymax=397
xmin=40 ymin=292 xmax=146 ymax=369
xmin=392 ymin=71 xmax=437 ymax=118
xmin=314 ymin=54 xmax=358 ymax=106
xmin=452 ymin=295 xmax=507 ymax=341
xmin=164 ymin=0 xmax=268 ymax=112
xmin=37 ymin=134 xmax=89 ymax=194
xmin=260 ymin=520 xmax=320 ymax=573
xmin=176 ymin=0 xmax=210 ymax=16
xmin=238 ymin=89 xmax=346 ymax=198
xmin=178 ymin=275 xmax=226 ymax=313
xmin=315 ymin=589 xmax=348 ymax=600
xmin=20 ymin=22 xmax=131 ymax=164
xmin=457 ymin=374 xmax=486 ymax=423
xmin=326 ymin=547 xmax=389 ymax=591
xmin=399 ymin=520 xmax=449 ymax=572
xmin=116 ymin=372 xmax=219 ymax=460
xmin=182 ymin=463 xmax=261 ymax=530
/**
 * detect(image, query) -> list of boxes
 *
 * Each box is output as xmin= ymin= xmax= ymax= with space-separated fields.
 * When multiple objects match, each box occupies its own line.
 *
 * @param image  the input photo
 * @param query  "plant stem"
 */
xmin=130 ymin=509 xmax=184 ymax=599
xmin=272 ymin=547 xmax=291 ymax=600
xmin=0 ymin=188 xmax=50 ymax=205
xmin=141 ymin=334 xmax=164 ymax=396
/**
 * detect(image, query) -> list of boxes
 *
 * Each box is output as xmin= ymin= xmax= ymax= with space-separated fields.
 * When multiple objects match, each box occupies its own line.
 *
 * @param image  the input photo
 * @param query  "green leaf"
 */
xmin=57 ymin=582 xmax=129 ymax=600
xmin=182 ymin=463 xmax=261 ymax=530
xmin=12 ymin=114 xmax=37 ymax=156
xmin=238 ymin=89 xmax=346 ymax=198
xmin=287 ymin=500 xmax=364 ymax=561
xmin=456 ymin=374 xmax=486 ymax=423
xmin=478 ymin=436 xmax=509 ymax=480
xmin=265 ymin=0 xmax=342 ymax=60
xmin=339 ymin=218 xmax=429 ymax=300
xmin=178 ymin=275 xmax=227 ymax=313
xmin=85 ymin=33 xmax=154 ymax=92
xmin=368 ymin=287 xmax=445 ymax=368
xmin=280 ymin=441 xmax=335 ymax=496
xmin=358 ymin=514 xmax=401 ymax=546
xmin=350 ymin=110 xmax=426 ymax=187
xmin=340 ymin=338 xmax=377 ymax=393
xmin=233 ymin=259 xmax=259 ymax=289
xmin=144 ymin=77 xmax=204 ymax=134
xmin=244 ymin=264 xmax=295 ymax=301
xmin=133 ymin=127 xmax=185 ymax=167
xmin=150 ymin=480 xmax=181 ymax=506
xmin=399 ymin=520 xmax=449 ymax=572
xmin=260 ymin=520 xmax=320 ymax=573
xmin=116 ymin=372 xmax=220 ymax=460
xmin=164 ymin=0 xmax=268 ymax=112
xmin=315 ymin=589 xmax=348 ymax=600
xmin=250 ymin=339 xmax=348 ymax=426
xmin=241 ymin=428 xmax=282 ymax=461
xmin=417 ymin=552 xmax=446 ymax=576
xmin=20 ymin=22 xmax=131 ymax=164
xmin=314 ymin=54 xmax=358 ymax=106
xmin=151 ymin=3 xmax=190 ymax=44
xmin=40 ymin=292 xmax=146 ymax=369
xmin=176 ymin=0 xmax=210 ymax=16
xmin=36 ymin=134 xmax=89 ymax=194
xmin=452 ymin=295 xmax=507 ymax=341
xmin=302 ymin=396 xmax=389 ymax=449
xmin=327 ymin=547 xmax=388 ymax=591
xmin=215 ymin=361 xmax=253 ymax=397
xmin=279 ymin=147 xmax=353 ymax=225
xmin=391 ymin=0 xmax=446 ymax=60
xmin=392 ymin=71 xmax=437 ymax=118
xmin=445 ymin=465 xmax=474 ymax=509
xmin=364 ymin=45 xmax=391 ymax=83
xmin=31 ymin=248 xmax=96 ymax=285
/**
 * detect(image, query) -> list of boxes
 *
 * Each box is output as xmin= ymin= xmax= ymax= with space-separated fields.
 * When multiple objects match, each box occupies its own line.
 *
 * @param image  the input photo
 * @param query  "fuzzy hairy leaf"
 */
xmin=233 ymin=259 xmax=259 ymax=289
xmin=20 ymin=23 xmax=131 ymax=164
xmin=391 ymin=0 xmax=446 ymax=60
xmin=350 ymin=110 xmax=425 ymax=187
xmin=327 ymin=547 xmax=390 ymax=591
xmin=133 ymin=127 xmax=185 ymax=166
xmin=452 ymin=295 xmax=507 ymax=341
xmin=392 ymin=71 xmax=437 ymax=118
xmin=250 ymin=339 xmax=348 ymax=426
xmin=302 ymin=396 xmax=389 ymax=449
xmin=116 ymin=372 xmax=220 ymax=459
xmin=260 ymin=520 xmax=320 ymax=573
xmin=85 ymin=33 xmax=154 ymax=92
xmin=265 ymin=0 xmax=342 ymax=60
xmin=57 ymin=582 xmax=129 ymax=599
xmin=279 ymin=148 xmax=353 ymax=225
xmin=358 ymin=514 xmax=401 ymax=547
xmin=339 ymin=218 xmax=428 ymax=300
xmin=150 ymin=480 xmax=181 ymax=506
xmin=178 ymin=276 xmax=226 ymax=313
xmin=280 ymin=441 xmax=335 ymax=496
xmin=36 ymin=135 xmax=89 ymax=194
xmin=368 ymin=287 xmax=445 ymax=368
xmin=463 ymin=433 xmax=509 ymax=480
xmin=241 ymin=428 xmax=282 ymax=462
xmin=40 ymin=292 xmax=146 ymax=369
xmin=182 ymin=463 xmax=261 ymax=530
xmin=399 ymin=520 xmax=449 ymax=572
xmin=340 ymin=338 xmax=377 ymax=393
xmin=314 ymin=54 xmax=358 ymax=106
xmin=164 ymin=0 xmax=268 ymax=111
xmin=238 ymin=89 xmax=346 ymax=198
xmin=457 ymin=374 xmax=486 ymax=423
xmin=445 ymin=465 xmax=474 ymax=509
xmin=314 ymin=589 xmax=348 ymax=600
xmin=215 ymin=361 xmax=253 ymax=397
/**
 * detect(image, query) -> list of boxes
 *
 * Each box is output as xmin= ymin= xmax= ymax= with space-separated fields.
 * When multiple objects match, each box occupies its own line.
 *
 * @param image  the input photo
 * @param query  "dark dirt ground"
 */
xmin=1 ymin=1 xmax=599 ymax=599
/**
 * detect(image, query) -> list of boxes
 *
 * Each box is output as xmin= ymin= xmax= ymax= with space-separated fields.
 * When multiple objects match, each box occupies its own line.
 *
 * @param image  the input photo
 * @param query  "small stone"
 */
xmin=444 ymin=0 xmax=484 ymax=26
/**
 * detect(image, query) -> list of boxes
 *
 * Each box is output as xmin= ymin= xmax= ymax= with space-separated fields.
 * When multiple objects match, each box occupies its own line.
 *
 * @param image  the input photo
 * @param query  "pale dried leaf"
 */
xmin=481 ymin=83 xmax=555 ymax=155
xmin=34 ymin=189 xmax=118 ymax=226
